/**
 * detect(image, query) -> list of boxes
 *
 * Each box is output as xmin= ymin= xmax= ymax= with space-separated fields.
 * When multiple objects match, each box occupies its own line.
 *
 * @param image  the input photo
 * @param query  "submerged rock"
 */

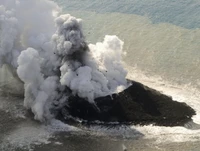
xmin=56 ymin=80 xmax=196 ymax=126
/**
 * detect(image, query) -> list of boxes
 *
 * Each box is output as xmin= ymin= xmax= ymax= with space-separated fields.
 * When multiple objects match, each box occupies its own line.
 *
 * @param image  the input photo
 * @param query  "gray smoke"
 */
xmin=0 ymin=0 xmax=128 ymax=122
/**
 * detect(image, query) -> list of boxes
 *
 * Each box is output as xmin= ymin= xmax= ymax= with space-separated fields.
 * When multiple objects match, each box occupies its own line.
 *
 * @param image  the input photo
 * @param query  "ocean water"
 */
xmin=55 ymin=0 xmax=200 ymax=88
xmin=1 ymin=0 xmax=200 ymax=150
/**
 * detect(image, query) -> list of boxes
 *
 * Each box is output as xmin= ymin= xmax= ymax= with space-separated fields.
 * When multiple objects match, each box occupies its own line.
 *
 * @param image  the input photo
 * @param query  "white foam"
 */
xmin=1 ymin=0 xmax=200 ymax=146
xmin=2 ymin=122 xmax=52 ymax=149
xmin=126 ymin=66 xmax=200 ymax=143
xmin=1 ymin=119 xmax=80 ymax=149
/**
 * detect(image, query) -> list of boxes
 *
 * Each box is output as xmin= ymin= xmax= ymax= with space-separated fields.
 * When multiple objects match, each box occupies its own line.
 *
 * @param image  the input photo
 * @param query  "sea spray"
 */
xmin=0 ymin=0 xmax=128 ymax=122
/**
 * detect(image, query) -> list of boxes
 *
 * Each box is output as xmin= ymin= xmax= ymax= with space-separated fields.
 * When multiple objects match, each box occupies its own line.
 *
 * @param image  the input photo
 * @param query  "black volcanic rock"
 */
xmin=56 ymin=80 xmax=196 ymax=126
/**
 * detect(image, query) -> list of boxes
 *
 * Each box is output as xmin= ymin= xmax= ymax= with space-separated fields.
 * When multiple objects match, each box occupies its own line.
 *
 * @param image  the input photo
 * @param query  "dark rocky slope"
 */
xmin=56 ymin=80 xmax=196 ymax=126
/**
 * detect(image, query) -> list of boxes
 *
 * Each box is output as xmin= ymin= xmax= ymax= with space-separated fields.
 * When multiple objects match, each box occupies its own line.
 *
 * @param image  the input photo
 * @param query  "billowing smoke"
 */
xmin=0 ymin=0 xmax=128 ymax=122
xmin=0 ymin=0 xmax=59 ymax=67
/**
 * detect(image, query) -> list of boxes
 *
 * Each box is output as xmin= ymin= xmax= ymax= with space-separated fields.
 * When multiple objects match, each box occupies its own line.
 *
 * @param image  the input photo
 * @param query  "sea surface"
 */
xmin=1 ymin=0 xmax=200 ymax=150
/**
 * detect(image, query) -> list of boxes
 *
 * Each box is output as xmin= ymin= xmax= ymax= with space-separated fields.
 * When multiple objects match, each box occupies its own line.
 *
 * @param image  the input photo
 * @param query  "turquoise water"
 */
xmin=55 ymin=0 xmax=200 ymax=29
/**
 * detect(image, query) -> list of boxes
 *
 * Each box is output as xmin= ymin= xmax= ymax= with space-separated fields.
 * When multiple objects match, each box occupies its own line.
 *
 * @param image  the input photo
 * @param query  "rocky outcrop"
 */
xmin=56 ymin=80 xmax=196 ymax=126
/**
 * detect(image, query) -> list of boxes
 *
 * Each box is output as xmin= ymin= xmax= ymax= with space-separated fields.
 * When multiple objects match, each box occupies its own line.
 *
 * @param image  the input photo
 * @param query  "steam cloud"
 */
xmin=0 ymin=0 xmax=128 ymax=122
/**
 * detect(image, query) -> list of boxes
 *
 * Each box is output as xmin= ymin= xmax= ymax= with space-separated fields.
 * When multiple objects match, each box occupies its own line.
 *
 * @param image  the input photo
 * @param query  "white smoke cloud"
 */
xmin=0 ymin=5 xmax=18 ymax=67
xmin=17 ymin=48 xmax=58 ymax=121
xmin=0 ymin=0 xmax=59 ymax=67
xmin=0 ymin=0 xmax=128 ymax=122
